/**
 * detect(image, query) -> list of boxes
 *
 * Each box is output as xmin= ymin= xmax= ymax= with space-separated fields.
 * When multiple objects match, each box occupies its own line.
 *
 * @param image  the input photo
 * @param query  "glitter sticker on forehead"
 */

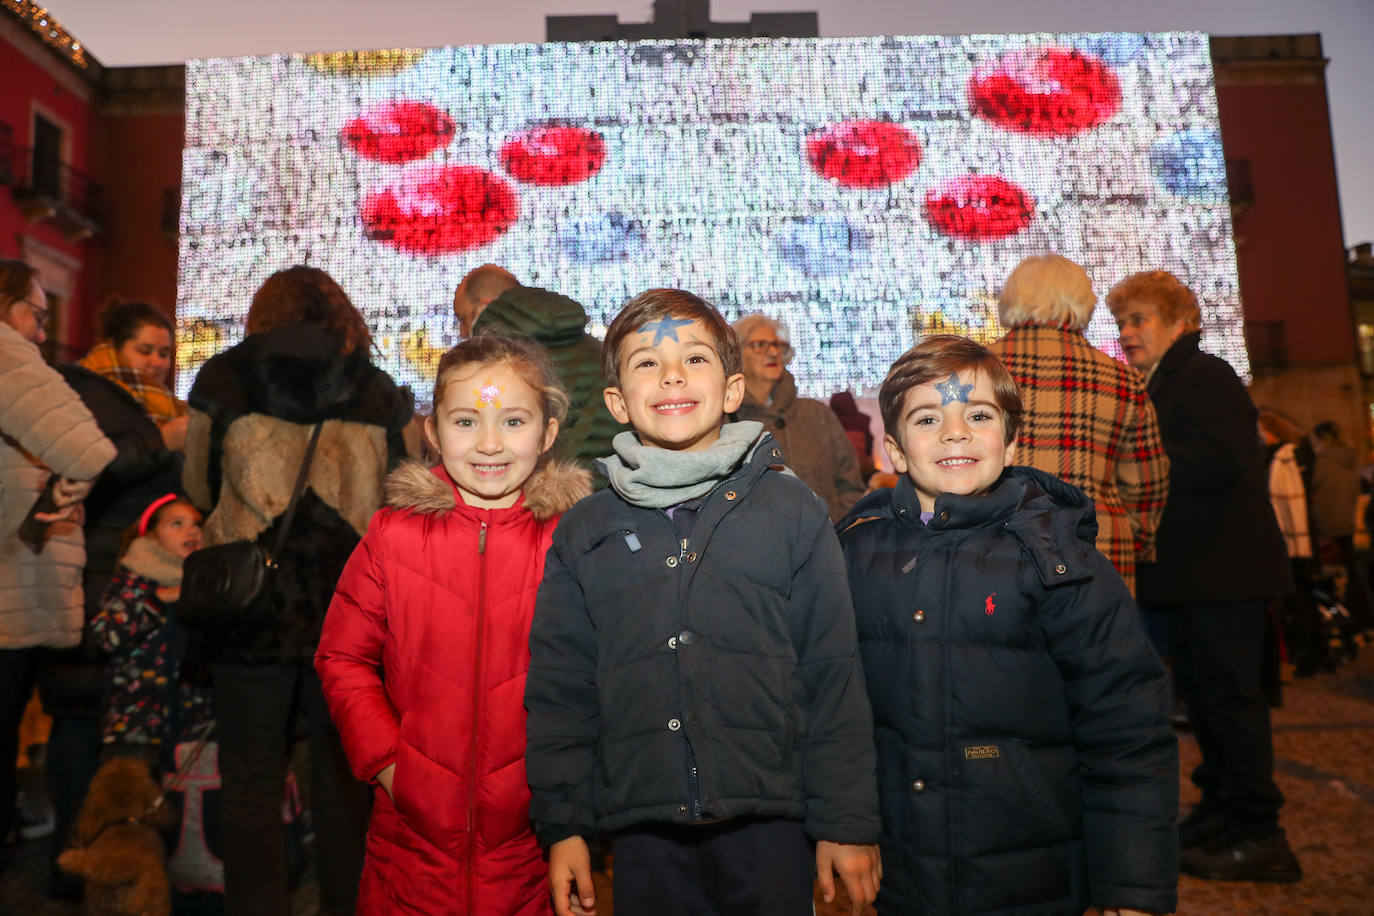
xmin=637 ymin=316 xmax=694 ymax=345
xmin=934 ymin=373 xmax=974 ymax=405
xmin=473 ymin=380 xmax=503 ymax=408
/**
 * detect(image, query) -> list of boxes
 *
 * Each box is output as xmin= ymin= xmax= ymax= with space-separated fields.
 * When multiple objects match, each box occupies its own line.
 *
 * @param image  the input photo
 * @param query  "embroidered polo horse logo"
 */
xmin=984 ymin=593 xmax=997 ymax=616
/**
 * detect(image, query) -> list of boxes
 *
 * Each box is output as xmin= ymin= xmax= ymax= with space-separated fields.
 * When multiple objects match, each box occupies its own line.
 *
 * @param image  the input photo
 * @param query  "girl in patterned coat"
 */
xmin=90 ymin=494 xmax=213 ymax=756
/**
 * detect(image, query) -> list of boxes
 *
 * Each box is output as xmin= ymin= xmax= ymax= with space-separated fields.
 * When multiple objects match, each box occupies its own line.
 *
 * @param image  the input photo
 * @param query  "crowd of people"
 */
xmin=1 ymin=251 xmax=1370 ymax=915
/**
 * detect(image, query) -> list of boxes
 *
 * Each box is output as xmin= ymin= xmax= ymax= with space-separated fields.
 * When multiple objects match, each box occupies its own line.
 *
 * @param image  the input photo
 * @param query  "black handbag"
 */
xmin=177 ymin=422 xmax=323 ymax=631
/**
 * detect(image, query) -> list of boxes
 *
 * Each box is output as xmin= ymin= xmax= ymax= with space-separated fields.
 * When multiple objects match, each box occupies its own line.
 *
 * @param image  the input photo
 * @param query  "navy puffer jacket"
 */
xmin=838 ymin=467 xmax=1178 ymax=915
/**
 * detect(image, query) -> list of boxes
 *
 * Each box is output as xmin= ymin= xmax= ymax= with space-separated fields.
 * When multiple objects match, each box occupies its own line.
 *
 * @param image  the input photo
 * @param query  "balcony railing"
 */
xmin=10 ymin=146 xmax=102 ymax=238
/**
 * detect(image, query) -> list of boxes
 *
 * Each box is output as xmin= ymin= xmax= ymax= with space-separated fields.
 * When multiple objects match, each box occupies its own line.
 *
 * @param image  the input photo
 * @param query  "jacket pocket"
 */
xmin=391 ymin=740 xmax=467 ymax=856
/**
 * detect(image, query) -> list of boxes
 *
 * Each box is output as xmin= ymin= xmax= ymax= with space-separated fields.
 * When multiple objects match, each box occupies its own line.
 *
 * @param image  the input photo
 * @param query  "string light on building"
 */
xmin=1 ymin=1 xmax=89 ymax=67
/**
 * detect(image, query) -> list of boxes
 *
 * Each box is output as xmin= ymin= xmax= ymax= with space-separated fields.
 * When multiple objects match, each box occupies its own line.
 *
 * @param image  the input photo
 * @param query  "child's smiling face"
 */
xmin=152 ymin=503 xmax=203 ymax=559
xmin=884 ymin=369 xmax=1016 ymax=514
xmin=604 ymin=316 xmax=745 ymax=452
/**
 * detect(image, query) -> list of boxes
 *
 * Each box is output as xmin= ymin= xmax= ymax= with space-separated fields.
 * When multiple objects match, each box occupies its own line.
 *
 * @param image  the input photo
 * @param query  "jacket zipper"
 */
xmin=675 ymin=532 xmax=703 ymax=818
xmin=467 ymin=520 xmax=488 ymax=913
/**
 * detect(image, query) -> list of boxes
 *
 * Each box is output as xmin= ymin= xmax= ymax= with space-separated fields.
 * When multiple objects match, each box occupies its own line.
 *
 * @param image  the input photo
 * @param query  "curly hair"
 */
xmin=998 ymin=254 xmax=1097 ymax=331
xmin=1104 ymin=270 xmax=1202 ymax=332
xmin=245 ymin=266 xmax=372 ymax=353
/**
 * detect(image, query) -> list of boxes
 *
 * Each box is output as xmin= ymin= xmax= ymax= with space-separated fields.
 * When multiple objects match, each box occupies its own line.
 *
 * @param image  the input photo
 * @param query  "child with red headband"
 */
xmin=88 ymin=493 xmax=213 ymax=757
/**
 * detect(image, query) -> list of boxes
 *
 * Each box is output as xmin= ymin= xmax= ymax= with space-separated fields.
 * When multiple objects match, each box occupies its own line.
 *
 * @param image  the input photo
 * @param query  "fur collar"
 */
xmin=120 ymin=537 xmax=185 ymax=587
xmin=385 ymin=460 xmax=591 ymax=521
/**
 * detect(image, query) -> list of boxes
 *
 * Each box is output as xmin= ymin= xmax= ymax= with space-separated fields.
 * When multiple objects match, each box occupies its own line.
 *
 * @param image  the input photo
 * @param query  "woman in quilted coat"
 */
xmin=317 ymin=333 xmax=590 ymax=914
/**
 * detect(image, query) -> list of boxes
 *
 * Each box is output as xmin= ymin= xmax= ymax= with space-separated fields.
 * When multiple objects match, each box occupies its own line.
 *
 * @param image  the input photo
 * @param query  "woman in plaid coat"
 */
xmin=989 ymin=254 xmax=1168 ymax=595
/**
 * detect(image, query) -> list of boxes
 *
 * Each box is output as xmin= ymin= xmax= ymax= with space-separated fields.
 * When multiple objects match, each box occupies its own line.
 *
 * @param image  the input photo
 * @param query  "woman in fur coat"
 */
xmin=183 ymin=266 xmax=413 ymax=916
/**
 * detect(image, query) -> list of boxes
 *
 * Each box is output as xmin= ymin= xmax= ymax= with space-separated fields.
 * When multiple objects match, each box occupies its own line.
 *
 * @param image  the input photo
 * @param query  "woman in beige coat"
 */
xmin=0 ymin=258 xmax=114 ymax=850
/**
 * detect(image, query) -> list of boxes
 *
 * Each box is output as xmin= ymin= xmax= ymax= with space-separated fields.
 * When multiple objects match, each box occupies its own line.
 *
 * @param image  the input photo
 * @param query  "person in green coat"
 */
xmin=454 ymin=265 xmax=623 ymax=472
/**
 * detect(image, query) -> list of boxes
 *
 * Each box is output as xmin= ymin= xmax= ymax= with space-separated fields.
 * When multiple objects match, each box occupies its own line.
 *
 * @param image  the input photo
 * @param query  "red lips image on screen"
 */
xmin=804 ymin=120 xmax=923 ymax=188
xmin=969 ymin=47 xmax=1121 ymax=136
xmin=361 ymin=165 xmax=519 ymax=254
xmin=923 ymin=175 xmax=1035 ymax=240
xmin=341 ymin=100 xmax=456 ymax=164
xmin=499 ymin=127 xmax=607 ymax=186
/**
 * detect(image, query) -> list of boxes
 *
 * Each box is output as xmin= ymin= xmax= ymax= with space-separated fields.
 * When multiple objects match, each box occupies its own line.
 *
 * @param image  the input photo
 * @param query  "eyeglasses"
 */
xmin=21 ymin=298 xmax=50 ymax=326
xmin=746 ymin=340 xmax=793 ymax=357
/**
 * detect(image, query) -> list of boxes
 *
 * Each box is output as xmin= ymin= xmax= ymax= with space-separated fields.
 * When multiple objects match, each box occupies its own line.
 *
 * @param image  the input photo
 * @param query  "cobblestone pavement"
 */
xmin=5 ymin=653 xmax=1374 ymax=915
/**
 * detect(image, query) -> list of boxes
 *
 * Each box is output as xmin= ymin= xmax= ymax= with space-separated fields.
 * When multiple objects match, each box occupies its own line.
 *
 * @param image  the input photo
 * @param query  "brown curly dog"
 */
xmin=57 ymin=756 xmax=179 ymax=916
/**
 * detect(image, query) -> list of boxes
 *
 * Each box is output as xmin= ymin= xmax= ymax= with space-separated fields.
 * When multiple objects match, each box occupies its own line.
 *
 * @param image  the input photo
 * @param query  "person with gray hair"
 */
xmin=732 ymin=312 xmax=864 ymax=522
xmin=988 ymin=253 xmax=1169 ymax=595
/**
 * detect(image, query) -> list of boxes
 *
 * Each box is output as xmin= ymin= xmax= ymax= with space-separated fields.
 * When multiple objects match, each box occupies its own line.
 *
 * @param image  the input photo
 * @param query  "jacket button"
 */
xmin=897 ymin=506 xmax=907 ymax=516
xmin=668 ymin=718 xmax=682 ymax=731
xmin=912 ymin=610 xmax=925 ymax=623
xmin=668 ymin=636 xmax=678 ymax=649
xmin=686 ymin=552 xmax=698 ymax=563
xmin=1055 ymin=563 xmax=1067 ymax=574
xmin=938 ymin=510 xmax=950 ymax=522
xmin=679 ymin=630 xmax=696 ymax=646
xmin=725 ymin=490 xmax=737 ymax=501
xmin=666 ymin=556 xmax=679 ymax=568
xmin=911 ymin=779 xmax=926 ymax=794
xmin=679 ymin=805 xmax=689 ymax=813
xmin=771 ymin=448 xmax=782 ymax=459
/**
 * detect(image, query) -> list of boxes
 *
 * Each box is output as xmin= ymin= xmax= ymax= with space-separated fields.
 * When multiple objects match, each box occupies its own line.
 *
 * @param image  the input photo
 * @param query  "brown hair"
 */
xmin=879 ymin=335 xmax=1023 ymax=446
xmin=245 ymin=266 xmax=372 ymax=353
xmin=1104 ymin=270 xmax=1202 ymax=332
xmin=601 ymin=289 xmax=741 ymax=388
xmin=0 ymin=258 xmax=38 ymax=311
xmin=99 ymin=298 xmax=174 ymax=346
xmin=431 ymin=331 xmax=570 ymax=427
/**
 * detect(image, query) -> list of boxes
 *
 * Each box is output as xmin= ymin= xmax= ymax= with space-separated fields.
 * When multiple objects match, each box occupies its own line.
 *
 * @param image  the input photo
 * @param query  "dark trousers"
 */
xmin=45 ymin=713 xmax=101 ymax=896
xmin=1161 ymin=601 xmax=1284 ymax=838
xmin=0 ymin=649 xmax=38 ymax=846
xmin=612 ymin=818 xmax=814 ymax=916
xmin=213 ymin=661 xmax=368 ymax=916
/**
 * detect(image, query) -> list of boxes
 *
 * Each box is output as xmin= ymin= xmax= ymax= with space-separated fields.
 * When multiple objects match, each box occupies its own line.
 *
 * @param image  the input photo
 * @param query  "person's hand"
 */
xmin=51 ymin=476 xmax=93 ymax=508
xmin=548 ymin=835 xmax=596 ymax=916
xmin=815 ymin=840 xmax=882 ymax=915
xmin=375 ymin=763 xmax=396 ymax=800
xmin=160 ymin=416 xmax=189 ymax=451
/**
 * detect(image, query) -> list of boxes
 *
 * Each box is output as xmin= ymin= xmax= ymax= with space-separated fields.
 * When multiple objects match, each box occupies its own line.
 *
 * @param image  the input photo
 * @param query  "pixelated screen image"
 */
xmin=176 ymin=31 xmax=1243 ymax=401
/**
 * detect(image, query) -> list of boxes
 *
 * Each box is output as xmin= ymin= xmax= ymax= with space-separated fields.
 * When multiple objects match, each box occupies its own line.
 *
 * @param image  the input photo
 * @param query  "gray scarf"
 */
xmin=598 ymin=421 xmax=764 ymax=509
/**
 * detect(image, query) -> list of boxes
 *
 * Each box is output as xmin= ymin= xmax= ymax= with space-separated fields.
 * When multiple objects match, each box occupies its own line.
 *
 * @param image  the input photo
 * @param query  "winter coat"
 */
xmin=525 ymin=434 xmax=880 ymax=848
xmin=988 ymin=325 xmax=1169 ymax=594
xmin=0 ymin=321 xmax=116 ymax=650
xmin=317 ymin=459 xmax=590 ymax=916
xmin=473 ymin=285 xmax=623 ymax=469
xmin=838 ymin=468 xmax=1179 ymax=916
xmin=183 ymin=324 xmax=413 ymax=664
xmin=1138 ymin=332 xmax=1292 ymax=605
xmin=1310 ymin=441 xmax=1360 ymax=541
xmin=89 ymin=538 xmax=213 ymax=747
xmin=735 ymin=370 xmax=866 ymax=523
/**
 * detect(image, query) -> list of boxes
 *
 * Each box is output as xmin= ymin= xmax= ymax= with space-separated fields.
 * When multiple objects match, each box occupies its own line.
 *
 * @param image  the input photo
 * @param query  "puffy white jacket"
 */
xmin=0 ymin=322 xmax=116 ymax=648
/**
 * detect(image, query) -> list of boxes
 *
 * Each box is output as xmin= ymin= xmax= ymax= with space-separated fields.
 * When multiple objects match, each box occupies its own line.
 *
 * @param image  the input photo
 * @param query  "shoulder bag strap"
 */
xmin=267 ymin=421 xmax=324 ymax=563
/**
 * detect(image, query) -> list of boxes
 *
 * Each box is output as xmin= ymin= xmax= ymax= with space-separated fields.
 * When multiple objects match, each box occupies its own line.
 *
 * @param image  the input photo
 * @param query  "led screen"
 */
xmin=176 ymin=31 xmax=1243 ymax=402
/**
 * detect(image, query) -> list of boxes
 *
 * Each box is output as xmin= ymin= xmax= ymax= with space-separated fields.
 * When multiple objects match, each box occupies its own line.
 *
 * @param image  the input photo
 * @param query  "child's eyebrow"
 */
xmin=904 ymin=398 xmax=1001 ymax=419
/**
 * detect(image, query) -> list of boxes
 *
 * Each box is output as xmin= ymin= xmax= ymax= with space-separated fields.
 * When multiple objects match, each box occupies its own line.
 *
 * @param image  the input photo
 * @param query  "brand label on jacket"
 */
xmin=963 ymin=745 xmax=1000 ymax=760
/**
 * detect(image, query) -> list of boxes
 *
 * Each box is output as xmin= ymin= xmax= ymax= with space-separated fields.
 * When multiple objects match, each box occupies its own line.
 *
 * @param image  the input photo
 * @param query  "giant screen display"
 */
xmin=176 ymin=31 xmax=1242 ymax=401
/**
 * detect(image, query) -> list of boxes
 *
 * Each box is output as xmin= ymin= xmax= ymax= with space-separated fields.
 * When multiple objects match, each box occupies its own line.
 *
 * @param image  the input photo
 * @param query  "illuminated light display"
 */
xmin=176 ymin=31 xmax=1246 ymax=401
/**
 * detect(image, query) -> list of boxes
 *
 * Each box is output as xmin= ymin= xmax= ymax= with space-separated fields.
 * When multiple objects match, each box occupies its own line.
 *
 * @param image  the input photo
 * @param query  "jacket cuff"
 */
xmin=535 ymin=824 xmax=590 ymax=850
xmin=1090 ymin=883 xmax=1177 ymax=916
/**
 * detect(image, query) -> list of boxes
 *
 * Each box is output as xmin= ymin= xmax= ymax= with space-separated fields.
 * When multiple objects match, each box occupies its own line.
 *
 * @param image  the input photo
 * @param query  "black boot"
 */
xmin=1179 ymin=829 xmax=1302 ymax=883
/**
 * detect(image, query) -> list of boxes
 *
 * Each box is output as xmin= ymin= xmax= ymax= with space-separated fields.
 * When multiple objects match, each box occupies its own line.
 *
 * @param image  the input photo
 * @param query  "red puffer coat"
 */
xmin=317 ymin=460 xmax=590 ymax=915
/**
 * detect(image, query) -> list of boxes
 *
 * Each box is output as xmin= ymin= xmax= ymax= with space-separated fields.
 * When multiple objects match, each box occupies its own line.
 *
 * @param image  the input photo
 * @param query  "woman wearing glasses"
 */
xmin=732 ymin=313 xmax=865 ymax=522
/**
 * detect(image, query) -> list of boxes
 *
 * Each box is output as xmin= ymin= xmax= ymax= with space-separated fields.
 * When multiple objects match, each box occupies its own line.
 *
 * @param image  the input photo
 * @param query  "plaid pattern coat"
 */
xmin=989 ymin=325 xmax=1169 ymax=594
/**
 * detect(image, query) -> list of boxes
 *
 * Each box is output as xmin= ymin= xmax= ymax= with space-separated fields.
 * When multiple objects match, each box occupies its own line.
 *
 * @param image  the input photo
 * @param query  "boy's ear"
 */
xmin=883 ymin=433 xmax=909 ymax=475
xmin=540 ymin=417 xmax=560 ymax=455
xmin=722 ymin=372 xmax=746 ymax=414
xmin=604 ymin=386 xmax=631 ymax=424
xmin=1002 ymin=437 xmax=1017 ymax=468
xmin=423 ymin=415 xmax=441 ymax=455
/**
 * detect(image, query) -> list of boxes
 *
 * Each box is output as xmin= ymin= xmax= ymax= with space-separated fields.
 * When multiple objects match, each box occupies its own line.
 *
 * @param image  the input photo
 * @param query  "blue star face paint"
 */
xmin=638 ymin=316 xmax=694 ymax=345
xmin=934 ymin=372 xmax=974 ymax=404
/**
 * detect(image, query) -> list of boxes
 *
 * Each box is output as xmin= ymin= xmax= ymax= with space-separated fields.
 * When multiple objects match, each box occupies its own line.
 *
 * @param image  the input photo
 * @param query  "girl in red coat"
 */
xmin=317 ymin=334 xmax=591 ymax=915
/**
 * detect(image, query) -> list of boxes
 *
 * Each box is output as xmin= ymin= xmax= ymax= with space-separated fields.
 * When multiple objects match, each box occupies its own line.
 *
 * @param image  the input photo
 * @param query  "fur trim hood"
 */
xmin=385 ymin=460 xmax=591 ymax=521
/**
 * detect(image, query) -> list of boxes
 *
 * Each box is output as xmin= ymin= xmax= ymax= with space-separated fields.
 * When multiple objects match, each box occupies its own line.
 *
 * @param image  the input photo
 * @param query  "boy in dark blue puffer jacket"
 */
xmin=838 ymin=335 xmax=1178 ymax=916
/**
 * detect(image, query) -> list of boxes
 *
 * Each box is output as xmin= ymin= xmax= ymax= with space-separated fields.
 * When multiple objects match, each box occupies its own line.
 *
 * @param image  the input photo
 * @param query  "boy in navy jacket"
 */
xmin=838 ymin=335 xmax=1178 ymax=915
xmin=525 ymin=290 xmax=881 ymax=916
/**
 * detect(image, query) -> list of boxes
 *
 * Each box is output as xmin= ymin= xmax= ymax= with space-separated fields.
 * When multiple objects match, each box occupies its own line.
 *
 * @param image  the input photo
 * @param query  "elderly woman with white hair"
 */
xmin=987 ymin=253 xmax=1169 ymax=595
xmin=732 ymin=313 xmax=864 ymax=522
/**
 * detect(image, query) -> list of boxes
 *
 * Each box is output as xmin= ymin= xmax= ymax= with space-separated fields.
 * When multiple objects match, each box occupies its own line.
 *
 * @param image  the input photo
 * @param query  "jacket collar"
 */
xmin=1148 ymin=330 xmax=1202 ymax=393
xmin=741 ymin=369 xmax=798 ymax=415
xmin=384 ymin=459 xmax=591 ymax=522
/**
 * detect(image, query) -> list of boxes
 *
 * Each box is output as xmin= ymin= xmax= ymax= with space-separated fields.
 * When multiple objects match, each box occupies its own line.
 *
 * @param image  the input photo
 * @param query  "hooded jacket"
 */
xmin=473 ymin=285 xmax=623 ymax=469
xmin=524 ymin=433 xmax=880 ymax=848
xmin=183 ymin=324 xmax=412 ymax=663
xmin=316 ymin=459 xmax=590 ymax=916
xmin=838 ymin=467 xmax=1178 ymax=916
xmin=0 ymin=322 xmax=116 ymax=649
xmin=735 ymin=369 xmax=865 ymax=523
